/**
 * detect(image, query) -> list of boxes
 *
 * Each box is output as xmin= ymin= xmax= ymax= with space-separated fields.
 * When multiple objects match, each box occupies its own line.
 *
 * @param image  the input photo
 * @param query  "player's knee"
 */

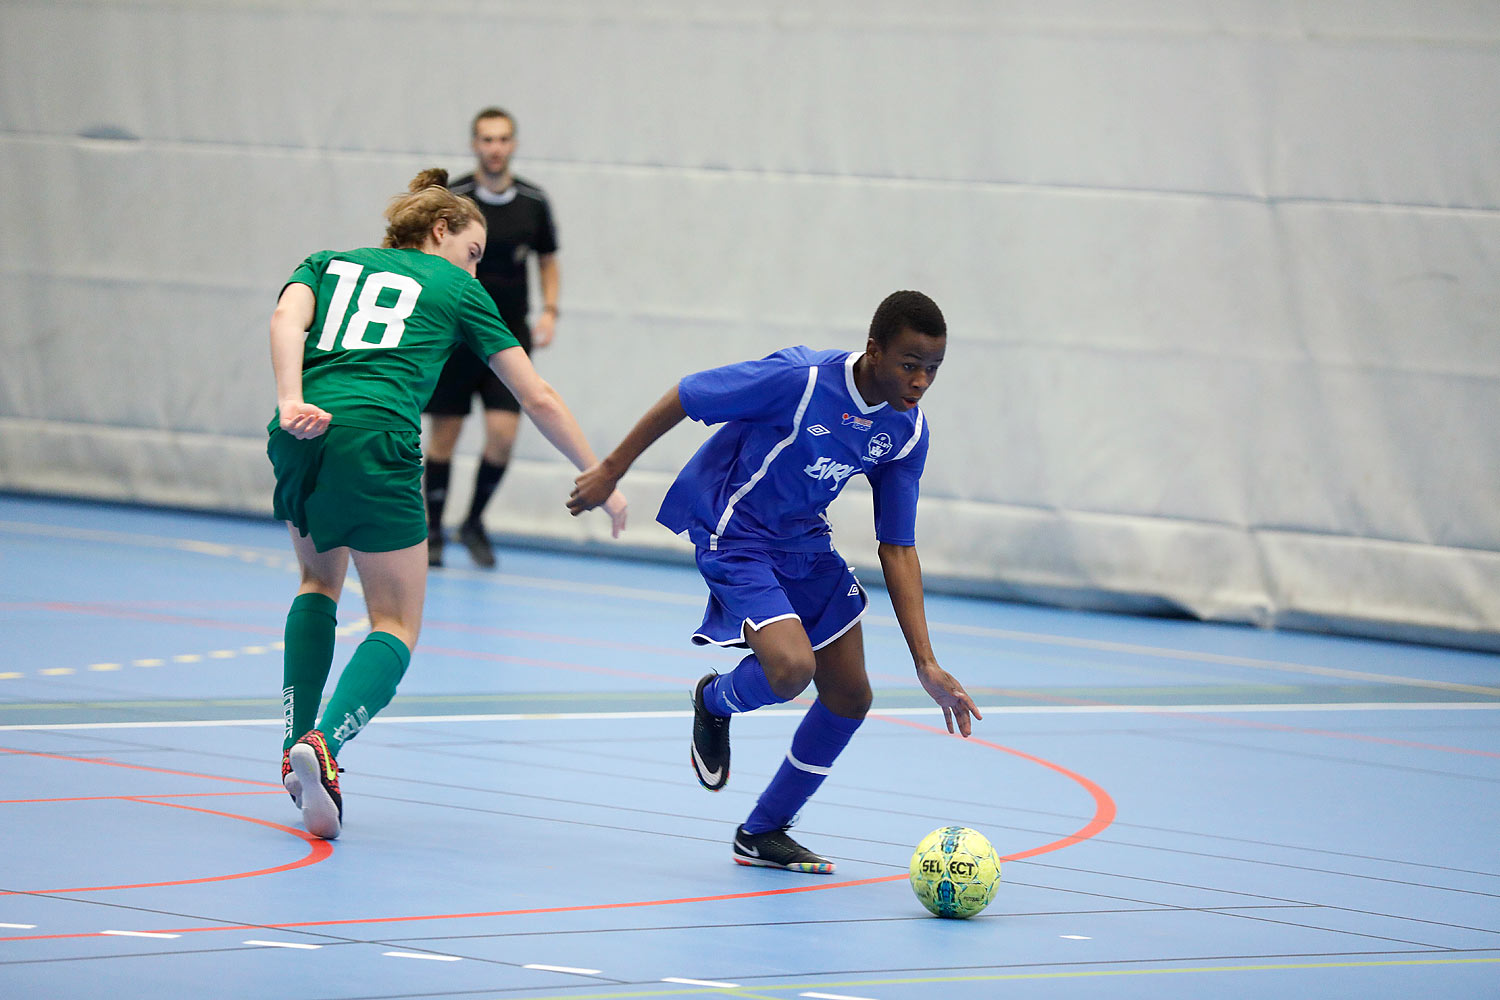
xmin=297 ymin=575 xmax=341 ymax=600
xmin=368 ymin=615 xmax=420 ymax=649
xmin=765 ymin=651 xmax=817 ymax=699
xmin=823 ymin=683 xmax=872 ymax=720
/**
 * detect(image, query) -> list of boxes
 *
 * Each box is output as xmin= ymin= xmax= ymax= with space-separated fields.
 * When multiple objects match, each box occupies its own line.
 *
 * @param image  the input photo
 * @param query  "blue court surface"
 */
xmin=1 ymin=494 xmax=1497 ymax=999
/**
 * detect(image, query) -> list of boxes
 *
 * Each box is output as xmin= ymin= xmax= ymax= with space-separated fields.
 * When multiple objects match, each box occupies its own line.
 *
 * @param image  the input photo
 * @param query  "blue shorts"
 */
xmin=691 ymin=547 xmax=868 ymax=651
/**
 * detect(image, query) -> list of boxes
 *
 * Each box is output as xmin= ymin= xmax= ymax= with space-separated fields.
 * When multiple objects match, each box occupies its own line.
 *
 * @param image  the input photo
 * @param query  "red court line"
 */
xmin=0 ymin=727 xmax=1117 ymax=942
xmin=0 ymin=747 xmax=280 ymax=787
xmin=419 ymin=644 xmax=687 ymax=685
xmin=1171 ymin=711 xmax=1500 ymax=759
xmin=966 ymin=687 xmax=1500 ymax=759
xmin=871 ymin=715 xmax=1118 ymax=861
xmin=1 ymin=799 xmax=332 ymax=895
xmin=426 ymin=620 xmax=723 ymax=662
xmin=1 ymin=790 xmax=280 ymax=805
xmin=1 ymin=746 xmax=331 ymax=899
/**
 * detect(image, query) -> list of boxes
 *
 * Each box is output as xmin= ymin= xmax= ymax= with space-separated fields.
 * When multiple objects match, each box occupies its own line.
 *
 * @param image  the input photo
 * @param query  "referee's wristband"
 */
xmin=542 ymin=304 xmax=559 ymax=317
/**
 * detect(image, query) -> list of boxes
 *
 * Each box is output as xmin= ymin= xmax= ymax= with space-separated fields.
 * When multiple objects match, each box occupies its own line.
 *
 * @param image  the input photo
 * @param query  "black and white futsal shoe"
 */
xmin=732 ymin=824 xmax=835 ymax=874
xmin=691 ymin=673 xmax=731 ymax=791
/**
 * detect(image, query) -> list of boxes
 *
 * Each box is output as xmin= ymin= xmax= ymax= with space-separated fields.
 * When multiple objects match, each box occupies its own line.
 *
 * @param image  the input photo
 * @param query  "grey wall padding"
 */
xmin=3 ymin=2 xmax=1498 ymax=648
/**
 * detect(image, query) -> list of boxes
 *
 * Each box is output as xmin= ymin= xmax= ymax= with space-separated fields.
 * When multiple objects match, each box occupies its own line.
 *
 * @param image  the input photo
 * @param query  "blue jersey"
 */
xmin=658 ymin=347 xmax=930 ymax=552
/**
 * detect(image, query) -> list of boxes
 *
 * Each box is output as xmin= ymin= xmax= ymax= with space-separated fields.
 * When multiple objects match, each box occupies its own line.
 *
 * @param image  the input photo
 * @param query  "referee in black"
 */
xmin=423 ymin=106 xmax=561 ymax=568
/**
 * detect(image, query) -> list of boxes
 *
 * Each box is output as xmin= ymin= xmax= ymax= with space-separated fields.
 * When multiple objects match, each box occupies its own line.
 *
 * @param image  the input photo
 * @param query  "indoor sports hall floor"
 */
xmin=2 ymin=494 xmax=1497 ymax=1000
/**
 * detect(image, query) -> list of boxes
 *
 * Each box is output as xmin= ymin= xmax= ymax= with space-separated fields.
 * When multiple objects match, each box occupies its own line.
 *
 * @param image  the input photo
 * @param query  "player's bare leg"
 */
xmin=730 ymin=624 xmax=868 ymax=874
xmin=287 ymin=541 xmax=426 ymax=840
xmin=279 ymin=529 xmax=347 ymax=801
xmin=744 ymin=617 xmax=818 ymax=699
xmin=810 ymin=622 xmax=872 ymax=721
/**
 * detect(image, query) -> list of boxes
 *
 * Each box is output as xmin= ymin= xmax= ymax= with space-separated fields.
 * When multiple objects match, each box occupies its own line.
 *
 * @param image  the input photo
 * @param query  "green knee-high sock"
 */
xmin=316 ymin=632 xmax=412 ymax=758
xmin=282 ymin=592 xmax=338 ymax=752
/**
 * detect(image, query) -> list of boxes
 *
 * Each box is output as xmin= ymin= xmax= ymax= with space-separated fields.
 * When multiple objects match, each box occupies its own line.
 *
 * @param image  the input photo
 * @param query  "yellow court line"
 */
xmin=865 ymin=616 xmax=1500 ymax=698
xmin=3 ymin=519 xmax=1494 ymax=696
xmin=490 ymin=955 xmax=1500 ymax=1000
xmin=0 ymin=518 xmax=376 ymax=680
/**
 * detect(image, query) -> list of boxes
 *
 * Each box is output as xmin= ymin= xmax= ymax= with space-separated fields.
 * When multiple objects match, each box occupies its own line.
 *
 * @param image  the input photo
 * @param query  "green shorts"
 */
xmin=268 ymin=425 xmax=426 ymax=554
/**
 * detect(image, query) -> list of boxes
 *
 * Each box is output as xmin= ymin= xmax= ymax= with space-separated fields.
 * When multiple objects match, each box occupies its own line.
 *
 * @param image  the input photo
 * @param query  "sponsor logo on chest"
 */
xmin=805 ymin=456 xmax=859 ymax=490
xmin=841 ymin=411 xmax=874 ymax=431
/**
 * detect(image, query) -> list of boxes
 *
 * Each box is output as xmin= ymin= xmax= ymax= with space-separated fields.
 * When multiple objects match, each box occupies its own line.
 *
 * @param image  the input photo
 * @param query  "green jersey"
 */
xmin=276 ymin=247 xmax=521 ymax=432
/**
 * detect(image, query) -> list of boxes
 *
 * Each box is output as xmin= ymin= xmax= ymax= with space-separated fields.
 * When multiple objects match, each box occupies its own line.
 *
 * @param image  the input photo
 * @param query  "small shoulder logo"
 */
xmin=806 ymin=424 xmax=830 ymax=436
xmin=847 ymin=583 xmax=860 ymax=597
xmin=841 ymin=412 xmax=874 ymax=432
xmin=867 ymin=432 xmax=894 ymax=460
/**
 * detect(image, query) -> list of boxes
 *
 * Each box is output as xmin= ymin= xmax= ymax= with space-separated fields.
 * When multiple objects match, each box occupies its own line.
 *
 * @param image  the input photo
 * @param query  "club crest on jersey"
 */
xmin=841 ymin=412 xmax=874 ymax=432
xmin=806 ymin=424 xmax=830 ymax=436
xmin=866 ymin=432 xmax=894 ymax=461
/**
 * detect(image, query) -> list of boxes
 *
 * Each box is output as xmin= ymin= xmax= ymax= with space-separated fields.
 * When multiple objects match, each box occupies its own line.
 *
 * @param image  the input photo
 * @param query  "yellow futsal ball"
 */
xmin=909 ymin=826 xmax=1002 ymax=919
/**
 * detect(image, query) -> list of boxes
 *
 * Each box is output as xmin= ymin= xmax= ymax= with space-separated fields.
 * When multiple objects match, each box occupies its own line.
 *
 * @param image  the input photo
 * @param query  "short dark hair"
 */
xmin=471 ymin=106 xmax=515 ymax=136
xmin=869 ymin=290 xmax=946 ymax=347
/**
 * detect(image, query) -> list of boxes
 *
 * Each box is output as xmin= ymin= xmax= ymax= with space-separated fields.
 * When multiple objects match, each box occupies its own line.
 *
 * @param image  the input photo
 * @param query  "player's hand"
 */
xmin=532 ymin=310 xmax=557 ymax=349
xmin=280 ymin=401 xmax=332 ymax=440
xmin=603 ymin=489 xmax=628 ymax=538
xmin=916 ymin=662 xmax=982 ymax=737
xmin=568 ymin=461 xmax=621 ymax=516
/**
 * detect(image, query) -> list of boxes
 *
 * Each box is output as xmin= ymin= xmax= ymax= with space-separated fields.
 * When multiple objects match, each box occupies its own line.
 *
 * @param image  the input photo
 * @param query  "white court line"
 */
xmin=245 ymin=939 xmax=321 ymax=949
xmin=101 ymin=929 xmax=180 ymax=939
xmin=662 ymin=978 xmax=739 ymax=988
xmin=380 ymin=568 xmax=1500 ymax=696
xmin=383 ymin=950 xmax=461 ymax=961
xmin=0 ymin=923 xmax=36 ymax=929
xmin=524 ymin=963 xmax=602 ymax=975
xmin=802 ymin=992 xmax=880 ymax=1000
xmin=4 ymin=517 xmax=1493 ymax=696
xmin=3 ymin=702 xmax=1497 ymax=732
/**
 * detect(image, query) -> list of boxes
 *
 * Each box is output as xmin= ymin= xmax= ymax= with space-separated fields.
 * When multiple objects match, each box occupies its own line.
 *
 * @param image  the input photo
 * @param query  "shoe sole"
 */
xmin=283 ymin=768 xmax=303 ymax=807
xmin=288 ymin=743 xmax=341 ymax=840
xmin=732 ymin=854 xmax=836 ymax=875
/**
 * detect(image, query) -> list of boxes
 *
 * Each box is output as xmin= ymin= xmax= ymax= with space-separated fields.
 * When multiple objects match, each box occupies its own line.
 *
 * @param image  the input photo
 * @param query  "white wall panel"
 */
xmin=2 ymin=0 xmax=1497 ymax=648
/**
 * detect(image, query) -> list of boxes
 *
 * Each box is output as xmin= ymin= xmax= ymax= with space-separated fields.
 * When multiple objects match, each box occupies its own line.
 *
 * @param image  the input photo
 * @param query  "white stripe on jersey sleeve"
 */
xmin=708 ymin=366 xmax=820 ymax=550
xmin=892 ymin=408 xmax=924 ymax=461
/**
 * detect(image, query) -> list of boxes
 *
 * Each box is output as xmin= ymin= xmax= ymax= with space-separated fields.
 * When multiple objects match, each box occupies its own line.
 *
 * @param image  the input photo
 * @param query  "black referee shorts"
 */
xmin=424 ymin=324 xmax=532 ymax=415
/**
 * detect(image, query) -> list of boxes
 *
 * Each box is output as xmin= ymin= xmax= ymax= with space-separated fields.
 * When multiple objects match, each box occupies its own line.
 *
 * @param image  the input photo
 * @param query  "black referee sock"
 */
xmin=466 ymin=460 xmax=507 ymax=526
xmin=424 ymin=460 xmax=451 ymax=533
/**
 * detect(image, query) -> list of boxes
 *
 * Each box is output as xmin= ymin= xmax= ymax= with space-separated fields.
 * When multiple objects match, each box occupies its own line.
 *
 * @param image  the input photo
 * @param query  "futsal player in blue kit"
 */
xmin=568 ymin=291 xmax=981 ymax=873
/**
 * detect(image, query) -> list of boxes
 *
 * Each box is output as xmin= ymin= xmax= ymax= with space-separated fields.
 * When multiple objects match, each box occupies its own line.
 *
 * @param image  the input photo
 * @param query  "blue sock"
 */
xmin=743 ymin=699 xmax=863 ymax=834
xmin=703 ymin=653 xmax=784 ymax=716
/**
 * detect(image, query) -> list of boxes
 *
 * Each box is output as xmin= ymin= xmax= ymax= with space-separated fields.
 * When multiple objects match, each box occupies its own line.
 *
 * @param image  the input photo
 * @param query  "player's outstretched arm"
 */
xmin=567 ymin=386 xmax=688 ymax=516
xmin=488 ymin=346 xmax=628 ymax=536
xmin=269 ymin=283 xmax=331 ymax=439
xmin=878 ymin=541 xmax=982 ymax=737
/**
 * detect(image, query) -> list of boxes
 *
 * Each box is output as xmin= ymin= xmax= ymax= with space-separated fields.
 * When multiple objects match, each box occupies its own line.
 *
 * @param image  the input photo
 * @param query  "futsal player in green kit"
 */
xmin=268 ymin=168 xmax=627 ymax=840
